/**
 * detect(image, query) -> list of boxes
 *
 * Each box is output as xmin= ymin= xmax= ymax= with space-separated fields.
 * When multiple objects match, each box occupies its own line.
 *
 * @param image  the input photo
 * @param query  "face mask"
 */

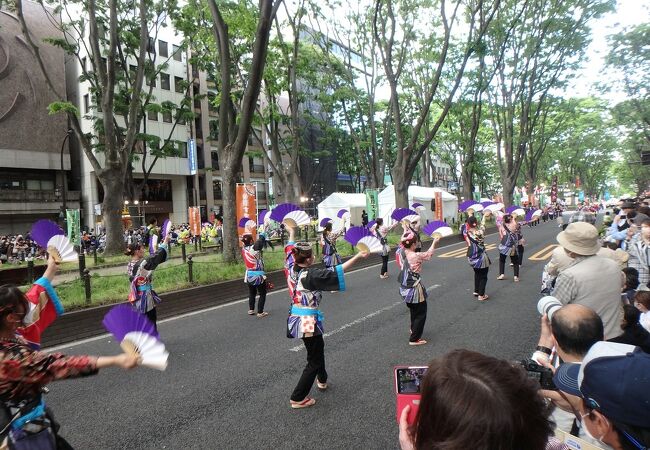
xmin=580 ymin=412 xmax=607 ymax=444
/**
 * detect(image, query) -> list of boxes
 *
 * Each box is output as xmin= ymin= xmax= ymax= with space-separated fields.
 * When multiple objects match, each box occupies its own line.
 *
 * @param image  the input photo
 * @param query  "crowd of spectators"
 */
xmin=399 ymin=194 xmax=650 ymax=450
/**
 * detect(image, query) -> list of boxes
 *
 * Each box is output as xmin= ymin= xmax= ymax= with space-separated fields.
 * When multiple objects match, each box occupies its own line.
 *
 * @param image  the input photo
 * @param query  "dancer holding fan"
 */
xmin=497 ymin=214 xmax=522 ymax=282
xmin=284 ymin=225 xmax=368 ymax=409
xmin=371 ymin=218 xmax=400 ymax=279
xmin=0 ymin=257 xmax=138 ymax=449
xmin=396 ymin=232 xmax=441 ymax=346
xmin=465 ymin=216 xmax=491 ymax=301
xmin=321 ymin=221 xmax=344 ymax=269
xmin=242 ymin=232 xmax=269 ymax=318
xmin=125 ymin=230 xmax=171 ymax=330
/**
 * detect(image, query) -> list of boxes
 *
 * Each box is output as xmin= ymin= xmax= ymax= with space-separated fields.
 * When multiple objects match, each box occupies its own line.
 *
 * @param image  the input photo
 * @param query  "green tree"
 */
xmin=15 ymin=0 xmax=191 ymax=253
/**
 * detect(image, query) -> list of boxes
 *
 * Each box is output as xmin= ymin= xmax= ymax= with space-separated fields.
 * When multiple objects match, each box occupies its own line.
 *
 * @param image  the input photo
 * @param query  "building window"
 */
xmin=147 ymin=36 xmax=155 ymax=53
xmin=146 ymin=74 xmax=156 ymax=87
xmin=211 ymin=151 xmax=219 ymax=170
xmin=158 ymin=40 xmax=168 ymax=57
xmin=129 ymin=64 xmax=137 ymax=81
xmin=148 ymin=109 xmax=158 ymax=121
xmin=213 ymin=180 xmax=223 ymax=200
xmin=83 ymin=94 xmax=90 ymax=113
xmin=160 ymin=73 xmax=170 ymax=90
xmin=177 ymin=141 xmax=188 ymax=158
xmin=162 ymin=110 xmax=172 ymax=123
xmin=174 ymin=76 xmax=184 ymax=93
xmin=172 ymin=44 xmax=182 ymax=61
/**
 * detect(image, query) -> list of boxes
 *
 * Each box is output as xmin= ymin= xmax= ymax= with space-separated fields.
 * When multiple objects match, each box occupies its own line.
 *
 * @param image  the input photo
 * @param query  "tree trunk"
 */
xmin=461 ymin=167 xmax=473 ymax=201
xmin=392 ymin=168 xmax=409 ymax=208
xmin=99 ymin=168 xmax=126 ymax=255
xmin=502 ymin=177 xmax=515 ymax=206
xmin=221 ymin=169 xmax=239 ymax=263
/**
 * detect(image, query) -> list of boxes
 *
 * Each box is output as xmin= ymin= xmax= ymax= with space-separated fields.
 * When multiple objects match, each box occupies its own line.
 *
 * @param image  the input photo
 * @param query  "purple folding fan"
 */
xmin=391 ymin=208 xmax=419 ymax=223
xmin=31 ymin=220 xmax=76 ymax=262
xmin=337 ymin=209 xmax=349 ymax=219
xmin=423 ymin=221 xmax=453 ymax=238
xmin=344 ymin=226 xmax=383 ymax=253
xmin=458 ymin=200 xmax=475 ymax=212
xmin=366 ymin=220 xmax=377 ymax=230
xmin=411 ymin=202 xmax=426 ymax=211
xmin=102 ymin=304 xmax=168 ymax=371
xmin=320 ymin=217 xmax=333 ymax=228
xmin=238 ymin=217 xmax=256 ymax=228
xmin=161 ymin=219 xmax=172 ymax=241
xmin=258 ymin=209 xmax=269 ymax=225
xmin=269 ymin=203 xmax=310 ymax=227
xmin=31 ymin=220 xmax=64 ymax=249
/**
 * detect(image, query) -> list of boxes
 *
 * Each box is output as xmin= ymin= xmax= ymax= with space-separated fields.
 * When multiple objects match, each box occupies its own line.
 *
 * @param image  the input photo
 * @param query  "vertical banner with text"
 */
xmin=365 ymin=189 xmax=379 ymax=220
xmin=236 ymin=183 xmax=258 ymax=241
xmin=434 ymin=192 xmax=443 ymax=221
xmin=66 ymin=209 xmax=81 ymax=247
xmin=188 ymin=207 xmax=201 ymax=236
xmin=550 ymin=176 xmax=558 ymax=203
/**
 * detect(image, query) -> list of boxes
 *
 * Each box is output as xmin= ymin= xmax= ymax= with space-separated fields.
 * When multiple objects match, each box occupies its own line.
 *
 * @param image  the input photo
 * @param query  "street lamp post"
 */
xmin=60 ymin=129 xmax=73 ymax=213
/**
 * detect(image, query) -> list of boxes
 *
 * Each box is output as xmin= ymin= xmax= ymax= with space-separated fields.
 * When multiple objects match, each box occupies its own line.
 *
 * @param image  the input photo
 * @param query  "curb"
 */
xmin=41 ymin=226 xmax=497 ymax=348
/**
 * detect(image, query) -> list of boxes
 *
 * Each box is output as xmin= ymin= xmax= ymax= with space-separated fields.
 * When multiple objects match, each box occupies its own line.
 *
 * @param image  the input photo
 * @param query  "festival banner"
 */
xmin=236 ymin=183 xmax=257 ymax=241
xmin=188 ymin=206 xmax=201 ymax=236
xmin=434 ymin=192 xmax=443 ymax=221
xmin=550 ymin=176 xmax=558 ymax=203
xmin=365 ymin=189 xmax=379 ymax=220
xmin=66 ymin=209 xmax=81 ymax=247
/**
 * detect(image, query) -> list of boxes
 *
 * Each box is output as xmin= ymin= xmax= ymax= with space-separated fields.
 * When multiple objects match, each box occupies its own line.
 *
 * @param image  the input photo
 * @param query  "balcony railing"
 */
xmin=251 ymin=164 xmax=265 ymax=173
xmin=0 ymin=190 xmax=81 ymax=203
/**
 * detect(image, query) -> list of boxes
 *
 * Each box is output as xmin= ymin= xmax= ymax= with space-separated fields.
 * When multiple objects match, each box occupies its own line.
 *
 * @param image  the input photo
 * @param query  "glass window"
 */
xmin=41 ymin=180 xmax=54 ymax=190
xmin=162 ymin=110 xmax=172 ymax=123
xmin=174 ymin=76 xmax=184 ymax=93
xmin=172 ymin=45 xmax=182 ymax=61
xmin=148 ymin=110 xmax=158 ymax=121
xmin=147 ymin=37 xmax=155 ymax=53
xmin=26 ymin=180 xmax=40 ymax=190
xmin=160 ymin=73 xmax=170 ymax=90
xmin=158 ymin=40 xmax=168 ymax=58
xmin=177 ymin=141 xmax=188 ymax=158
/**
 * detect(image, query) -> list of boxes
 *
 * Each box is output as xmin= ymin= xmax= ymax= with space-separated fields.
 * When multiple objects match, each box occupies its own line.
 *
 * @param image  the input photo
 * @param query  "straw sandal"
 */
xmin=257 ymin=312 xmax=269 ymax=318
xmin=247 ymin=310 xmax=255 ymax=315
xmin=317 ymin=381 xmax=328 ymax=390
xmin=409 ymin=339 xmax=428 ymax=346
xmin=291 ymin=398 xmax=316 ymax=409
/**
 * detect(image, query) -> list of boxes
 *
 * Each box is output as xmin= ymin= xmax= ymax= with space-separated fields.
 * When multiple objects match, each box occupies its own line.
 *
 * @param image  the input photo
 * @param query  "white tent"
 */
xmin=378 ymin=185 xmax=459 ymax=224
xmin=317 ymin=192 xmax=367 ymax=228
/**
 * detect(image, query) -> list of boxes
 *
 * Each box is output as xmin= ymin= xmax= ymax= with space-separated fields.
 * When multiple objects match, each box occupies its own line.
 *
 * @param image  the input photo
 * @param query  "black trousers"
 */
xmin=499 ymin=253 xmax=519 ymax=277
xmin=248 ymin=281 xmax=267 ymax=313
xmin=291 ymin=335 xmax=327 ymax=401
xmin=473 ymin=267 xmax=489 ymax=296
xmin=518 ymin=245 xmax=525 ymax=265
xmin=146 ymin=307 xmax=157 ymax=332
xmin=406 ymin=301 xmax=427 ymax=342
xmin=381 ymin=255 xmax=389 ymax=275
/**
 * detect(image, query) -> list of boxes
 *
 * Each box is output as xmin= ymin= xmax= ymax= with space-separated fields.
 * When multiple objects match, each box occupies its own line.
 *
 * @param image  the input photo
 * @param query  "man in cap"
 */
xmin=552 ymin=222 xmax=623 ymax=339
xmin=552 ymin=342 xmax=650 ymax=450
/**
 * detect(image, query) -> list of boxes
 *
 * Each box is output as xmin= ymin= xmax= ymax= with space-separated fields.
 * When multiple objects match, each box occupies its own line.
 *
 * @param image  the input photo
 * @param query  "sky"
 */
xmin=568 ymin=0 xmax=649 ymax=104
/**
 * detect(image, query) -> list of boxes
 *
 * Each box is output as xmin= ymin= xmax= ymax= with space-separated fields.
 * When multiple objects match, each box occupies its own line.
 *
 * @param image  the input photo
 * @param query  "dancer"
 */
xmin=372 ymin=218 xmax=400 ymax=279
xmin=321 ymin=222 xmax=343 ymax=269
xmin=144 ymin=217 xmax=159 ymax=255
xmin=497 ymin=214 xmax=521 ymax=282
xmin=0 ymin=257 xmax=138 ymax=448
xmin=465 ymin=216 xmax=491 ymax=301
xmin=516 ymin=215 xmax=526 ymax=266
xmin=242 ymin=233 xmax=268 ymax=317
xmin=396 ymin=231 xmax=441 ymax=346
xmin=125 ymin=232 xmax=170 ymax=330
xmin=284 ymin=226 xmax=368 ymax=409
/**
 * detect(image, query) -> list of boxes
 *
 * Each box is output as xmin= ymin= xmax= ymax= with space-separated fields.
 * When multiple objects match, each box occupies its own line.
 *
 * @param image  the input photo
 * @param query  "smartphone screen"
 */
xmin=396 ymin=367 xmax=427 ymax=394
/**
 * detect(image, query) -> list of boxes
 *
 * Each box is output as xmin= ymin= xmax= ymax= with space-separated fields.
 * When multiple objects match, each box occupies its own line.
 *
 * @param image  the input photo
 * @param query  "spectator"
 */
xmin=622 ymin=267 xmax=640 ymax=303
xmin=398 ymin=349 xmax=556 ymax=450
xmin=608 ymin=304 xmax=650 ymax=353
xmin=569 ymin=209 xmax=596 ymax=225
xmin=626 ymin=218 xmax=650 ymax=286
xmin=552 ymin=222 xmax=623 ymax=339
xmin=552 ymin=342 xmax=650 ymax=450
xmin=633 ymin=288 xmax=650 ymax=333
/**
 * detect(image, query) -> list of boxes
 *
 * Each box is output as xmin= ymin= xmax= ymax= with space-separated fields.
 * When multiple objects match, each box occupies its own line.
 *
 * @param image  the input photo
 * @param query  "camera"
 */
xmin=537 ymin=296 xmax=563 ymax=321
xmin=519 ymin=359 xmax=556 ymax=390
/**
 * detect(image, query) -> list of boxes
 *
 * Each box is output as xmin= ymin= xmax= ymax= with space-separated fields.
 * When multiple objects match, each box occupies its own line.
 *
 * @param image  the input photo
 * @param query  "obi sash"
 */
xmin=290 ymin=305 xmax=324 ymax=324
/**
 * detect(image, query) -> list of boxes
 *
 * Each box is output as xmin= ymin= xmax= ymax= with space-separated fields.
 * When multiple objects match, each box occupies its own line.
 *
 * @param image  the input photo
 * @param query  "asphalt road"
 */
xmin=46 ymin=220 xmax=563 ymax=449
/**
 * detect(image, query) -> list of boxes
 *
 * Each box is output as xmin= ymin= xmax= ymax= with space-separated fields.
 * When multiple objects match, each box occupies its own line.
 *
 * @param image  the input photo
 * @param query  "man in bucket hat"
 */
xmin=552 ymin=341 xmax=650 ymax=450
xmin=552 ymin=222 xmax=623 ymax=339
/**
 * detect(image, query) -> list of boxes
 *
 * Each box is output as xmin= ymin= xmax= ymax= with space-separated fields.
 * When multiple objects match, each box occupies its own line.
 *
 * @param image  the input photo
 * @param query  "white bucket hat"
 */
xmin=556 ymin=222 xmax=600 ymax=256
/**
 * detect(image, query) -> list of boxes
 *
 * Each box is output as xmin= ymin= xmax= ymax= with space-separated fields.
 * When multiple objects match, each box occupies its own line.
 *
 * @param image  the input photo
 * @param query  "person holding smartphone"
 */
xmin=396 ymin=231 xmax=440 ymax=346
xmin=284 ymin=226 xmax=368 ymax=409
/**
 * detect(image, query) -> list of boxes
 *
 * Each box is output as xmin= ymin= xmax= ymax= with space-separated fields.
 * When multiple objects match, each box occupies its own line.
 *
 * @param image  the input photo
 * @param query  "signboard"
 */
xmin=236 ymin=183 xmax=257 ymax=241
xmin=188 ymin=139 xmax=197 ymax=175
xmin=66 ymin=209 xmax=81 ymax=247
xmin=434 ymin=192 xmax=443 ymax=221
xmin=188 ymin=206 xmax=201 ymax=236
xmin=550 ymin=176 xmax=558 ymax=203
xmin=447 ymin=181 xmax=458 ymax=192
xmin=365 ymin=189 xmax=379 ymax=220
xmin=578 ymin=191 xmax=585 ymax=202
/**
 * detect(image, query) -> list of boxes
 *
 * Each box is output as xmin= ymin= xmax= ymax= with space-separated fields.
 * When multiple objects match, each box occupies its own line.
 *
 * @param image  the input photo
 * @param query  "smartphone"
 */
xmin=394 ymin=366 xmax=427 ymax=425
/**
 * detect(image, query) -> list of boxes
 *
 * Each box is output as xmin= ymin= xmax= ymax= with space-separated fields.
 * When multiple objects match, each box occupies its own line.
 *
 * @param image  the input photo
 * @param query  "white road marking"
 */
xmin=288 ymin=284 xmax=441 ymax=352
